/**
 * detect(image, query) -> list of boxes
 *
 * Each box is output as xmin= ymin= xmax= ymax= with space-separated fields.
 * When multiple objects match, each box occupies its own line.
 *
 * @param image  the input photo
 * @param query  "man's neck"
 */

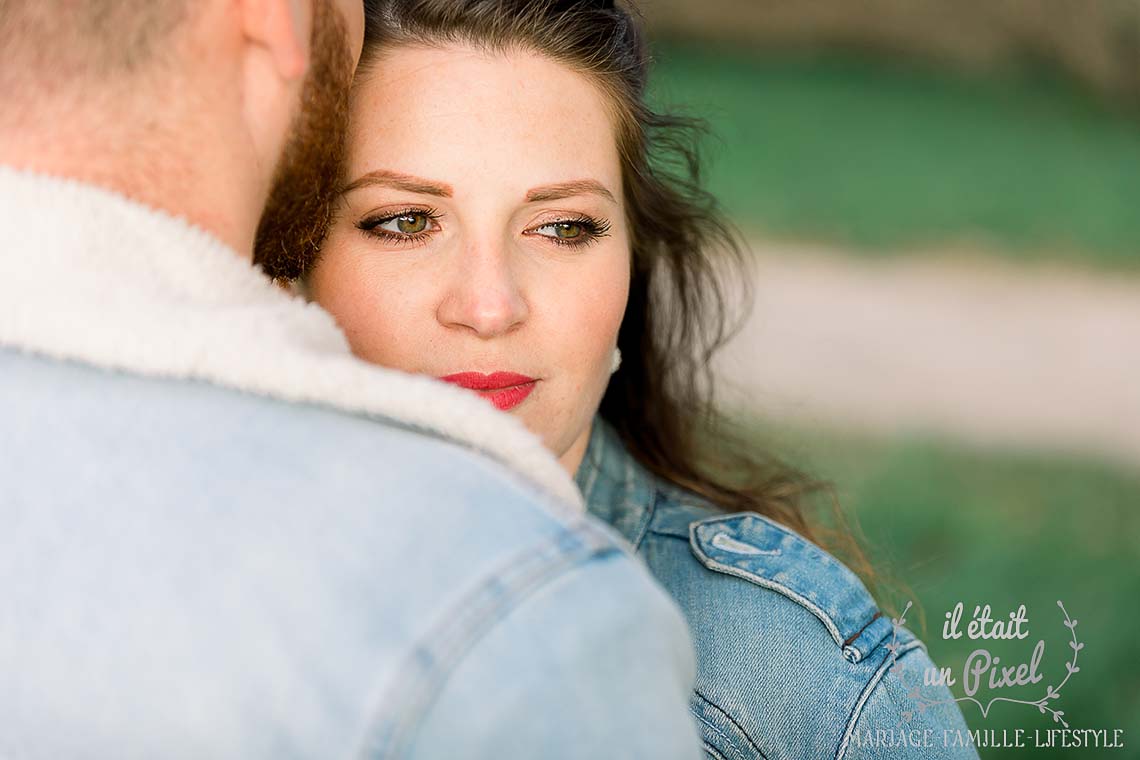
xmin=0 ymin=102 xmax=264 ymax=259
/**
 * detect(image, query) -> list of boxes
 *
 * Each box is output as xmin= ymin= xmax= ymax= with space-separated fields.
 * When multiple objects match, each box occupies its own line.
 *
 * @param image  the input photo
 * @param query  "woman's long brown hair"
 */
xmin=343 ymin=0 xmax=881 ymax=591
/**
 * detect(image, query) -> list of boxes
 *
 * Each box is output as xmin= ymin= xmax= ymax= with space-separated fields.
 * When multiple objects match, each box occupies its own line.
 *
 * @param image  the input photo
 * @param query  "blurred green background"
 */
xmin=651 ymin=44 xmax=1140 ymax=270
xmin=645 ymin=1 xmax=1139 ymax=755
xmin=763 ymin=419 xmax=1140 ymax=757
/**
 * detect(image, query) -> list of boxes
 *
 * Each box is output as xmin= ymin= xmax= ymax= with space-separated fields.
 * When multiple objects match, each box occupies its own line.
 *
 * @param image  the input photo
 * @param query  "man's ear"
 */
xmin=239 ymin=0 xmax=313 ymax=82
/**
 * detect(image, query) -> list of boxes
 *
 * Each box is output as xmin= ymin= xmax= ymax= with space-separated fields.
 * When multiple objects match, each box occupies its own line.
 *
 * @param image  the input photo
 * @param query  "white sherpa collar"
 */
xmin=0 ymin=166 xmax=583 ymax=511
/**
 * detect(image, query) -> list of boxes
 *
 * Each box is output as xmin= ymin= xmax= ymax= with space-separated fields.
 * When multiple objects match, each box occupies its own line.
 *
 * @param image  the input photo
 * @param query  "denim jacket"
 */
xmin=0 ymin=168 xmax=703 ymax=759
xmin=576 ymin=417 xmax=979 ymax=760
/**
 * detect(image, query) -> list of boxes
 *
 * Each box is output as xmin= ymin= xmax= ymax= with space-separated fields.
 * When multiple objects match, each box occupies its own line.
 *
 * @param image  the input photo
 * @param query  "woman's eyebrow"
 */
xmin=526 ymin=180 xmax=616 ymax=204
xmin=341 ymin=169 xmax=454 ymax=197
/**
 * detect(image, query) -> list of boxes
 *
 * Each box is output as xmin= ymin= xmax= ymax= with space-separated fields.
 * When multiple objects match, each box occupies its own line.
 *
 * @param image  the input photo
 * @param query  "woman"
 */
xmin=300 ymin=1 xmax=976 ymax=757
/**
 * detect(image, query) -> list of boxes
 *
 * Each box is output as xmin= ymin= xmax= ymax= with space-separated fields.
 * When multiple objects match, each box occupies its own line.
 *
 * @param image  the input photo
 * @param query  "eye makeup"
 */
xmin=525 ymin=214 xmax=612 ymax=248
xmin=356 ymin=206 xmax=613 ymax=250
xmin=356 ymin=206 xmax=442 ymax=247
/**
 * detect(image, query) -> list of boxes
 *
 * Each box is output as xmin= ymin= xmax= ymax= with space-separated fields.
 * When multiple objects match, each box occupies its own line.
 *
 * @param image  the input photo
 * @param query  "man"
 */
xmin=0 ymin=1 xmax=701 ymax=757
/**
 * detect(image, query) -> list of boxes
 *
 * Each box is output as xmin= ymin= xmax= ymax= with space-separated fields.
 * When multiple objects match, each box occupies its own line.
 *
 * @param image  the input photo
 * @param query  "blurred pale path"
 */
xmin=713 ymin=244 xmax=1140 ymax=471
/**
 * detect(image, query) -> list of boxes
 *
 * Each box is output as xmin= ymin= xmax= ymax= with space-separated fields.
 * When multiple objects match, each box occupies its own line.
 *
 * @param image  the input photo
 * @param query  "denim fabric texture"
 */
xmin=575 ymin=416 xmax=980 ymax=760
xmin=0 ymin=168 xmax=704 ymax=759
xmin=0 ymin=350 xmax=703 ymax=759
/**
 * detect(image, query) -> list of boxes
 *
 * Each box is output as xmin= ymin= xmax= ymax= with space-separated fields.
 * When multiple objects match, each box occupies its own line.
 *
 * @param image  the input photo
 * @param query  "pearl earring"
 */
xmin=610 ymin=347 xmax=622 ymax=374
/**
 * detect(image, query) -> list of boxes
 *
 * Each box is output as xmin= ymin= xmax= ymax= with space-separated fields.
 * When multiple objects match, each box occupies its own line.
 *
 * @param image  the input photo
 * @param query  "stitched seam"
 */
xmin=844 ymin=611 xmax=884 ymax=647
xmin=647 ymin=527 xmax=693 ymax=540
xmin=693 ymin=511 xmax=815 ymax=546
xmin=577 ymin=420 xmax=605 ymax=506
xmin=357 ymin=528 xmax=614 ymax=758
xmin=835 ymin=639 xmax=924 ymax=760
xmin=691 ymin=514 xmax=875 ymax=639
xmin=703 ymin=740 xmax=731 ymax=760
xmin=693 ymin=688 xmax=766 ymax=757
xmin=691 ymin=709 xmax=748 ymax=760
xmin=689 ymin=540 xmax=846 ymax=649
xmin=629 ymin=489 xmax=661 ymax=551
xmin=620 ymin=451 xmax=641 ymax=542
xmin=710 ymin=531 xmax=781 ymax=555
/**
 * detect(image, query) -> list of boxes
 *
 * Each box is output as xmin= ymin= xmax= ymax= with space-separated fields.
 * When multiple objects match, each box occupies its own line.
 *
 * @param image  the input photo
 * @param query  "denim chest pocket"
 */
xmin=688 ymin=512 xmax=894 ymax=664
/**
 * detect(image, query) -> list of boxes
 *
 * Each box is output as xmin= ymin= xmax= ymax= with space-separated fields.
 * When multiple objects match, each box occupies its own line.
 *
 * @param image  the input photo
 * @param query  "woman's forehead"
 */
xmin=346 ymin=43 xmax=623 ymax=193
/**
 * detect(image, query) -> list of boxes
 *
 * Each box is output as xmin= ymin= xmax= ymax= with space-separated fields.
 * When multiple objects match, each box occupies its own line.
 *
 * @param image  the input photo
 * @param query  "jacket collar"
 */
xmin=574 ymin=416 xmax=657 ymax=548
xmin=0 ymin=166 xmax=582 ymax=511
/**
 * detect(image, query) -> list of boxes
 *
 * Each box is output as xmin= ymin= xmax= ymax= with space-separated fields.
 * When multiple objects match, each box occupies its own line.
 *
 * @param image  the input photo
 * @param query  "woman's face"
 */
xmin=308 ymin=43 xmax=631 ymax=475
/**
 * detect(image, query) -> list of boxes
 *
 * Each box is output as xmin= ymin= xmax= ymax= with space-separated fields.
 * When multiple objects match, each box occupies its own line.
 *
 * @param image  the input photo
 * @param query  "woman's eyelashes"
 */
xmin=357 ymin=207 xmax=442 ymax=246
xmin=356 ymin=207 xmax=611 ymax=249
xmin=525 ymin=215 xmax=611 ymax=248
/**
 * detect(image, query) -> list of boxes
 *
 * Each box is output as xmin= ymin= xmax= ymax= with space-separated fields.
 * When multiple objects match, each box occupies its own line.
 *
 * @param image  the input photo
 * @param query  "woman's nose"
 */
xmin=436 ymin=242 xmax=529 ymax=338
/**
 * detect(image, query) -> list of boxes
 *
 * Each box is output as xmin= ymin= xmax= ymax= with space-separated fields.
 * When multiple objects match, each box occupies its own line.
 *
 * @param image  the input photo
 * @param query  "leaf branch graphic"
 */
xmin=1026 ymin=600 xmax=1081 ymax=728
xmin=890 ymin=600 xmax=1081 ymax=728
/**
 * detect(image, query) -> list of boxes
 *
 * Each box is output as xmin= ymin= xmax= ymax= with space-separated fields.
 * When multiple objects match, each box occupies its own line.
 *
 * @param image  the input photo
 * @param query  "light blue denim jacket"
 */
xmin=576 ymin=416 xmax=979 ymax=760
xmin=0 ymin=168 xmax=703 ymax=759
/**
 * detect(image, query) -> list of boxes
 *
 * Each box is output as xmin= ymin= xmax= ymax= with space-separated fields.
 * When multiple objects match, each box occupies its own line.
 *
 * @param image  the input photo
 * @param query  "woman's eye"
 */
xmin=357 ymin=209 xmax=440 ymax=243
xmin=527 ymin=217 xmax=610 ymax=248
xmin=531 ymin=219 xmax=610 ymax=245
xmin=535 ymin=221 xmax=586 ymax=240
xmin=378 ymin=212 xmax=430 ymax=235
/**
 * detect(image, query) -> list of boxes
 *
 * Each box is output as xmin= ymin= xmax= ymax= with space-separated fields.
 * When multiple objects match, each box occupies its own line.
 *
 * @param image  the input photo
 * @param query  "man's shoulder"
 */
xmin=2 ymin=345 xmax=571 ymax=524
xmin=2 ymin=347 xmax=698 ymax=757
xmin=0 ymin=346 xmax=610 ymax=613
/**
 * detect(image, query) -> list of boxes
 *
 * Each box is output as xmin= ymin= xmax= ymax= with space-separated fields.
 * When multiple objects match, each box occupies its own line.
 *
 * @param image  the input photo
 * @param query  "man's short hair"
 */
xmin=0 ymin=0 xmax=189 ymax=93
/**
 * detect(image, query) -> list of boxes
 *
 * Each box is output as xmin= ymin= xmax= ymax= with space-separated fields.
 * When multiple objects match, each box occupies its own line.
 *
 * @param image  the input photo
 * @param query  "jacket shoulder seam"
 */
xmin=835 ymin=639 xmax=925 ymax=759
xmin=691 ymin=688 xmax=768 ymax=760
xmin=688 ymin=512 xmax=890 ymax=662
xmin=628 ymin=483 xmax=662 ymax=551
xmin=689 ymin=538 xmax=848 ymax=649
xmin=702 ymin=740 xmax=732 ymax=760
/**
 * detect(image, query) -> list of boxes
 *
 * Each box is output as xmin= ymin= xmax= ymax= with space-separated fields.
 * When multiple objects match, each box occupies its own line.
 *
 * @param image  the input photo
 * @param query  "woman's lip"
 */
xmin=438 ymin=371 xmax=537 ymax=391
xmin=437 ymin=372 xmax=538 ymax=412
xmin=477 ymin=381 xmax=536 ymax=411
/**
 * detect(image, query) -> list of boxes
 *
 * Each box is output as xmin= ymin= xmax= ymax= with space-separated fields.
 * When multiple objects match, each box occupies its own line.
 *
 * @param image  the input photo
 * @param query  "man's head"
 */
xmin=0 ymin=1 xmax=190 ymax=90
xmin=0 ymin=0 xmax=365 ymax=258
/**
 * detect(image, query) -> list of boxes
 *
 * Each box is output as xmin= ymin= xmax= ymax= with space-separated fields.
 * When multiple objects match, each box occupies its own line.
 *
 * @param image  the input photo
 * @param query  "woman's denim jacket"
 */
xmin=576 ymin=417 xmax=979 ymax=760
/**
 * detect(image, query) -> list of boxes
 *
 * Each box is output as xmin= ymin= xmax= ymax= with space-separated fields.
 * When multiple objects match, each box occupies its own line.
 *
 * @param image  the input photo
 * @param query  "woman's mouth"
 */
xmin=438 ymin=371 xmax=538 ymax=411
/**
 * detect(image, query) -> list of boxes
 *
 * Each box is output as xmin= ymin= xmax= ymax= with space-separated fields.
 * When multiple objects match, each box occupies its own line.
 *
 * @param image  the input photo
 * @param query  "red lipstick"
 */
xmin=438 ymin=371 xmax=538 ymax=411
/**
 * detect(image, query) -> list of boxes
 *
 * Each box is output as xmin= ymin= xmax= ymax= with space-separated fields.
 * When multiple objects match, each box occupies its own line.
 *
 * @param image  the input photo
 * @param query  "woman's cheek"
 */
xmin=562 ymin=272 xmax=627 ymax=379
xmin=311 ymin=252 xmax=392 ymax=362
xmin=592 ymin=260 xmax=631 ymax=347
